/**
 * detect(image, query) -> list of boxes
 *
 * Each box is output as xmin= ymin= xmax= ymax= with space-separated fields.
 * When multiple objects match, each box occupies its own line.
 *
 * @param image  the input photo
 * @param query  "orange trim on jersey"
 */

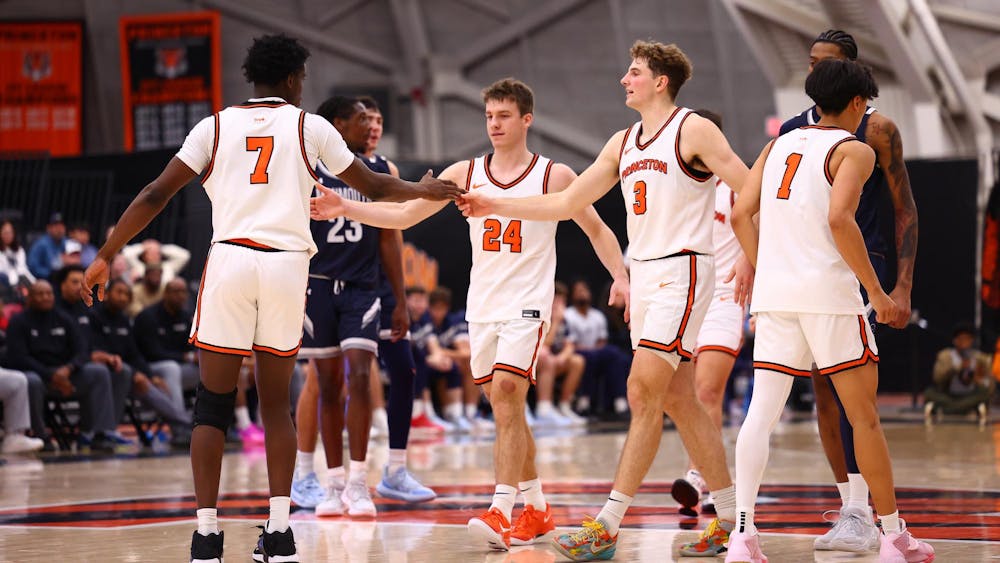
xmin=189 ymin=245 xmax=213 ymax=344
xmin=818 ymin=315 xmax=879 ymax=376
xmin=638 ymin=254 xmax=698 ymax=359
xmin=799 ymin=125 xmax=842 ymax=131
xmin=484 ymin=153 xmax=540 ymax=189
xmin=192 ymin=339 xmax=252 ymax=357
xmin=541 ymin=160 xmax=554 ymax=194
xmin=493 ymin=363 xmax=531 ymax=378
xmin=753 ymin=361 xmax=812 ymax=377
xmin=619 ymin=124 xmax=635 ymax=162
xmin=675 ymin=111 xmax=713 ymax=183
xmin=465 ymin=159 xmax=475 ymax=190
xmin=635 ymin=106 xmax=682 ymax=150
xmin=234 ymin=102 xmax=288 ymax=109
xmin=202 ymin=113 xmax=220 ymax=183
xmin=638 ymin=338 xmax=693 ymax=360
xmin=473 ymin=373 xmax=493 ymax=385
xmin=823 ymin=136 xmax=858 ymax=185
xmin=697 ymin=344 xmax=740 ymax=357
xmin=299 ymin=110 xmax=320 ymax=181
xmin=252 ymin=342 xmax=302 ymax=357
xmin=224 ymin=238 xmax=275 ymax=250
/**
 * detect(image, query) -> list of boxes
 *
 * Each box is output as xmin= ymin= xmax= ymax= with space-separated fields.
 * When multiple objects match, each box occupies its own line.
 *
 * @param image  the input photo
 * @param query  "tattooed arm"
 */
xmin=867 ymin=112 xmax=917 ymax=329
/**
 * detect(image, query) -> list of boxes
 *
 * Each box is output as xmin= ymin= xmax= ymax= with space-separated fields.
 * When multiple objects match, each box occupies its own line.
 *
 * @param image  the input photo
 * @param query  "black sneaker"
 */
xmin=190 ymin=530 xmax=223 ymax=563
xmin=252 ymin=524 xmax=298 ymax=562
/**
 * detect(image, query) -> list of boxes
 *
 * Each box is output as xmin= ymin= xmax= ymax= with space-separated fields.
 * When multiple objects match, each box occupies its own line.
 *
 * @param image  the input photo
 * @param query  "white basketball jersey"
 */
xmin=618 ymin=107 xmax=715 ymax=261
xmin=712 ymin=179 xmax=740 ymax=293
xmin=751 ymin=126 xmax=865 ymax=315
xmin=180 ymin=99 xmax=354 ymax=257
xmin=465 ymin=154 xmax=558 ymax=323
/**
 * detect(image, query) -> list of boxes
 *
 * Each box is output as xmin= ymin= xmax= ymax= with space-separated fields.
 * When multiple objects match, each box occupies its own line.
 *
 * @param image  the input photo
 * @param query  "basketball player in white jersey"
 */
xmin=726 ymin=59 xmax=933 ymax=563
xmin=311 ymin=78 xmax=628 ymax=551
xmin=80 ymin=34 xmax=461 ymax=563
xmin=458 ymin=41 xmax=752 ymax=561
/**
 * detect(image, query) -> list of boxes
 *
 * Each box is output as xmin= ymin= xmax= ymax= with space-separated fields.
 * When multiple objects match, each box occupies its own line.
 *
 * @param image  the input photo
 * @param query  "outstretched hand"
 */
xmin=457 ymin=191 xmax=495 ymax=218
xmin=310 ymin=183 xmax=346 ymax=220
xmin=418 ymin=170 xmax=465 ymax=201
xmin=81 ymin=256 xmax=109 ymax=306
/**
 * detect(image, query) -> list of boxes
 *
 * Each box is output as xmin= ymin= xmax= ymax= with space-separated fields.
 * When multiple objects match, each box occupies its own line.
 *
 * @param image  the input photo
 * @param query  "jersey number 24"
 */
xmin=483 ymin=219 xmax=522 ymax=253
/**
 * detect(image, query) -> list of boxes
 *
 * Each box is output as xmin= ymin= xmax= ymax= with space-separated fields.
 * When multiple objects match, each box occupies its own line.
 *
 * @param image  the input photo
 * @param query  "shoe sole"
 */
xmin=671 ymin=479 xmax=701 ymax=509
xmin=467 ymin=518 xmax=508 ymax=551
xmin=509 ymin=528 xmax=555 ymax=546
xmin=346 ymin=508 xmax=377 ymax=518
xmin=315 ymin=507 xmax=344 ymax=517
xmin=551 ymin=540 xmax=615 ymax=561
xmin=252 ymin=554 xmax=299 ymax=563
xmin=375 ymin=483 xmax=436 ymax=503
xmin=827 ymin=540 xmax=880 ymax=553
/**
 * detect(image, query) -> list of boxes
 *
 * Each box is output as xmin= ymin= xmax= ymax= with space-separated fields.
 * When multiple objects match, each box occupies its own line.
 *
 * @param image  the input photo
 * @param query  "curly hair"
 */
xmin=242 ymin=34 xmax=311 ymax=86
xmin=482 ymin=78 xmax=534 ymax=116
xmin=316 ymin=96 xmax=362 ymax=124
xmin=805 ymin=59 xmax=878 ymax=115
xmin=813 ymin=29 xmax=858 ymax=61
xmin=630 ymin=40 xmax=693 ymax=100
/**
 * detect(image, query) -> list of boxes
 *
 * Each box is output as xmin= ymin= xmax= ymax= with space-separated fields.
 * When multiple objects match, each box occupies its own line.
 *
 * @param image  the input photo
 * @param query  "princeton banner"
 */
xmin=0 ymin=21 xmax=83 ymax=156
xmin=119 ymin=11 xmax=221 ymax=151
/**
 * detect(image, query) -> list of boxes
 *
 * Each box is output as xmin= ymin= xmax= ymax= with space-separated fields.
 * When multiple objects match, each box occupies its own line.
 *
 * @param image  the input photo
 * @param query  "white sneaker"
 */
xmin=315 ymin=483 xmax=346 ymax=517
xmin=370 ymin=409 xmax=388 ymax=440
xmin=534 ymin=409 xmax=572 ymax=428
xmin=558 ymin=404 xmax=587 ymax=426
xmin=470 ymin=416 xmax=495 ymax=432
xmin=426 ymin=411 xmax=456 ymax=433
xmin=814 ymin=506 xmax=880 ymax=552
xmin=341 ymin=481 xmax=377 ymax=517
xmin=447 ymin=415 xmax=473 ymax=433
xmin=524 ymin=405 xmax=537 ymax=428
xmin=2 ymin=434 xmax=44 ymax=454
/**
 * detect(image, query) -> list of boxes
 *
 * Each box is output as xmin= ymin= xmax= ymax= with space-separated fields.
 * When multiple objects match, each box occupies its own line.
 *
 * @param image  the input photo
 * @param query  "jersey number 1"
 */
xmin=483 ymin=219 xmax=522 ymax=253
xmin=246 ymin=137 xmax=274 ymax=184
xmin=777 ymin=153 xmax=802 ymax=199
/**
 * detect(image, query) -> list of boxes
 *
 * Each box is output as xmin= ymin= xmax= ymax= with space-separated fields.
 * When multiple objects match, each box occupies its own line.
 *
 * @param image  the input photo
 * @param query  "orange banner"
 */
xmin=119 ymin=12 xmax=221 ymax=151
xmin=0 ymin=22 xmax=83 ymax=156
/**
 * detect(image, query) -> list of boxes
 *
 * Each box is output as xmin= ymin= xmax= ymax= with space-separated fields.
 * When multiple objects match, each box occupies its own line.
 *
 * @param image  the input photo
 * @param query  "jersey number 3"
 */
xmin=633 ymin=180 xmax=647 ymax=215
xmin=777 ymin=153 xmax=802 ymax=199
xmin=246 ymin=136 xmax=274 ymax=184
xmin=483 ymin=219 xmax=522 ymax=253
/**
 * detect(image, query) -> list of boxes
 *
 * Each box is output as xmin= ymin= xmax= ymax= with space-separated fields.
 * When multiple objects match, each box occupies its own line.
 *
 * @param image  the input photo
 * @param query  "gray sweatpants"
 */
xmin=148 ymin=360 xmax=200 ymax=413
xmin=25 ymin=362 xmax=119 ymax=435
xmin=0 ymin=368 xmax=31 ymax=433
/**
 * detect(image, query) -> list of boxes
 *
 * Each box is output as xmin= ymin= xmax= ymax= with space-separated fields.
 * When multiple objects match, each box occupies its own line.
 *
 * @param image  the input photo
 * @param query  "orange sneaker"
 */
xmin=510 ymin=503 xmax=556 ymax=546
xmin=467 ymin=507 xmax=511 ymax=551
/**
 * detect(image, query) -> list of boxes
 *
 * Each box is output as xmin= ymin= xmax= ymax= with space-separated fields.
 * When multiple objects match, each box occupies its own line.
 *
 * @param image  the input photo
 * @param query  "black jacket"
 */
xmin=55 ymin=295 xmax=93 ymax=350
xmin=89 ymin=305 xmax=151 ymax=375
xmin=4 ymin=308 xmax=88 ymax=377
xmin=134 ymin=302 xmax=193 ymax=363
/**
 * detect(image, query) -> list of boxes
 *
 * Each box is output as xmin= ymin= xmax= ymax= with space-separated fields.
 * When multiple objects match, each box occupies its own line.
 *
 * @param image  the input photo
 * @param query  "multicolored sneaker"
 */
xmin=510 ymin=503 xmax=556 ymax=546
xmin=467 ymin=507 xmax=511 ymax=550
xmin=724 ymin=530 xmax=767 ymax=563
xmin=552 ymin=517 xmax=618 ymax=561
xmin=879 ymin=522 xmax=935 ymax=563
xmin=679 ymin=517 xmax=732 ymax=557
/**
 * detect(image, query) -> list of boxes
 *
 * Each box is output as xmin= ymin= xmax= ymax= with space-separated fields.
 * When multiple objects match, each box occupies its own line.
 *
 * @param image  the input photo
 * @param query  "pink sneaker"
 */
xmin=240 ymin=423 xmax=266 ymax=447
xmin=880 ymin=525 xmax=935 ymax=563
xmin=725 ymin=530 xmax=768 ymax=563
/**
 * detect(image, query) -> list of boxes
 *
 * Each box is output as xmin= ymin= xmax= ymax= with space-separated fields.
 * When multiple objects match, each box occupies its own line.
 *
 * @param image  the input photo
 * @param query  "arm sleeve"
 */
xmin=16 ymin=249 xmax=35 ymax=283
xmin=26 ymin=241 xmax=46 ymax=278
xmin=67 ymin=319 xmax=88 ymax=370
xmin=161 ymin=244 xmax=191 ymax=276
xmin=174 ymin=115 xmax=216 ymax=175
xmin=305 ymin=113 xmax=355 ymax=176
xmin=121 ymin=244 xmax=145 ymax=275
xmin=125 ymin=328 xmax=151 ymax=375
xmin=4 ymin=316 xmax=54 ymax=377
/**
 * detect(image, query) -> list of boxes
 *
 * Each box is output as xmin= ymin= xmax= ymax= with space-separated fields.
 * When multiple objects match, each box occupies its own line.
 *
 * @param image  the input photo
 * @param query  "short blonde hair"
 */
xmin=481 ymin=77 xmax=534 ymax=116
xmin=630 ymin=40 xmax=693 ymax=100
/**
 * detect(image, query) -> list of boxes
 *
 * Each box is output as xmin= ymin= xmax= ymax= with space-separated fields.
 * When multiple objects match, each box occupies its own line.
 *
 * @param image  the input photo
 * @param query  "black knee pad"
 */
xmin=192 ymin=383 xmax=237 ymax=432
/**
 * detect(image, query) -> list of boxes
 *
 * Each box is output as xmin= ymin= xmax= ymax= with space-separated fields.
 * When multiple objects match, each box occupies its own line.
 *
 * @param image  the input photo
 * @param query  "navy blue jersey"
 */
xmin=309 ymin=155 xmax=390 ymax=285
xmin=779 ymin=106 xmax=887 ymax=255
xmin=411 ymin=310 xmax=468 ymax=352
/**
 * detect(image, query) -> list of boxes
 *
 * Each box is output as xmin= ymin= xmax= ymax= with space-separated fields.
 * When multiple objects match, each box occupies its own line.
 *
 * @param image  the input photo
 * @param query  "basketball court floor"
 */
xmin=1 ymin=411 xmax=998 ymax=562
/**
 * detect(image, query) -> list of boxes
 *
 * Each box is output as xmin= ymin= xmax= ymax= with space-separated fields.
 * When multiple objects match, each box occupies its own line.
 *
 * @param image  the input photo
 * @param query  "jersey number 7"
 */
xmin=246 ymin=137 xmax=274 ymax=184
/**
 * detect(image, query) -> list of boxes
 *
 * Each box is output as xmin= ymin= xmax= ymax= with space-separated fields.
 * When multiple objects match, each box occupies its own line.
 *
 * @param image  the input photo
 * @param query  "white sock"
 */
xmin=412 ymin=399 xmax=425 ymax=418
xmin=576 ymin=396 xmax=590 ymax=412
xmin=465 ymin=403 xmax=478 ymax=420
xmin=489 ymin=484 xmax=518 ymax=523
xmin=847 ymin=473 xmax=869 ymax=510
xmin=536 ymin=400 xmax=554 ymax=415
xmin=613 ymin=397 xmax=629 ymax=414
xmin=388 ymin=449 xmax=407 ymax=474
xmin=518 ymin=478 xmax=546 ymax=510
xmin=558 ymin=400 xmax=573 ymax=412
xmin=373 ymin=407 xmax=388 ymax=428
xmin=711 ymin=485 xmax=736 ymax=523
xmin=234 ymin=406 xmax=252 ymax=430
xmin=836 ymin=481 xmax=851 ymax=508
xmin=445 ymin=402 xmax=463 ymax=421
xmin=348 ymin=459 xmax=367 ymax=485
xmin=595 ymin=489 xmax=632 ymax=535
xmin=327 ymin=466 xmax=346 ymax=488
xmin=736 ymin=508 xmax=757 ymax=535
xmin=266 ymin=496 xmax=290 ymax=533
xmin=295 ymin=450 xmax=314 ymax=477
xmin=879 ymin=511 xmax=901 ymax=534
xmin=196 ymin=508 xmax=218 ymax=536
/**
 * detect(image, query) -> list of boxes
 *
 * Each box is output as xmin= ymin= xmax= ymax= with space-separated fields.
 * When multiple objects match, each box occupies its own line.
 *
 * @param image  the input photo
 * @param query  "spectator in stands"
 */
xmin=134 ymin=278 xmax=200 ymax=414
xmin=564 ymin=279 xmax=630 ymax=418
xmin=0 ymin=368 xmax=45 ymax=453
xmin=925 ymin=324 xmax=994 ymax=422
xmin=128 ymin=263 xmax=165 ymax=317
xmin=68 ymin=223 xmax=98 ymax=267
xmin=533 ymin=281 xmax=587 ymax=427
xmin=62 ymin=240 xmax=83 ymax=267
xmin=122 ymin=238 xmax=190 ymax=283
xmin=27 ymin=212 xmax=67 ymax=280
xmin=408 ymin=287 xmax=464 ymax=432
xmin=90 ymin=278 xmax=192 ymax=445
xmin=6 ymin=280 xmax=121 ymax=451
xmin=0 ymin=220 xmax=35 ymax=300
